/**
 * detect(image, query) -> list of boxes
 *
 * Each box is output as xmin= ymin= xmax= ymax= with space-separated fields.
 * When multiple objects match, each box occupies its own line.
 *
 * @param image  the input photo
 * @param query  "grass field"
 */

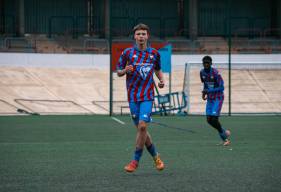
xmin=0 ymin=115 xmax=280 ymax=192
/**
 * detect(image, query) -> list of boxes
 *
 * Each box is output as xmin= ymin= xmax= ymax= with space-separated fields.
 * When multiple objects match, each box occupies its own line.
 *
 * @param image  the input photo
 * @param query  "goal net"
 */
xmin=183 ymin=62 xmax=281 ymax=114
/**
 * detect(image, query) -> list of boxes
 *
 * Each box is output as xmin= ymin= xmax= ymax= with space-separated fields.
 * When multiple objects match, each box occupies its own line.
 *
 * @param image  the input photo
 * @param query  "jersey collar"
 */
xmin=204 ymin=67 xmax=212 ymax=73
xmin=134 ymin=44 xmax=150 ymax=52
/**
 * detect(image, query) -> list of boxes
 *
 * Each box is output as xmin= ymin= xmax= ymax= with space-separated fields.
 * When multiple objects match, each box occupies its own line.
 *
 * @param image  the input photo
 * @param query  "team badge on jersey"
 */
xmin=136 ymin=63 xmax=153 ymax=79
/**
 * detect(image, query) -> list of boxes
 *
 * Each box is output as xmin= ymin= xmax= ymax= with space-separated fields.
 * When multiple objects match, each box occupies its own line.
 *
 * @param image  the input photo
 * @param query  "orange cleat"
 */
xmin=223 ymin=130 xmax=231 ymax=146
xmin=223 ymin=139 xmax=231 ymax=146
xmin=124 ymin=160 xmax=138 ymax=172
xmin=154 ymin=154 xmax=165 ymax=171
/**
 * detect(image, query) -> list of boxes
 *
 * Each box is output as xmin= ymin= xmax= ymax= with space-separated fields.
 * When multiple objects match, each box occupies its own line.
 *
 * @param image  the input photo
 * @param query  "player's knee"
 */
xmin=212 ymin=116 xmax=219 ymax=124
xmin=207 ymin=116 xmax=218 ymax=127
xmin=138 ymin=121 xmax=147 ymax=132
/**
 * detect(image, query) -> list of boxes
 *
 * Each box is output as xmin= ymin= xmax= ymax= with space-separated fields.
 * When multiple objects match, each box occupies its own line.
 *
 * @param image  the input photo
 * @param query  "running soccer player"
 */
xmin=200 ymin=55 xmax=231 ymax=146
xmin=117 ymin=23 xmax=165 ymax=172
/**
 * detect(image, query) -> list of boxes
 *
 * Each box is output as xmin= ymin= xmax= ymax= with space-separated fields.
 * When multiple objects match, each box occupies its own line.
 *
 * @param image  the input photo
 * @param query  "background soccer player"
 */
xmin=117 ymin=23 xmax=165 ymax=172
xmin=200 ymin=55 xmax=231 ymax=146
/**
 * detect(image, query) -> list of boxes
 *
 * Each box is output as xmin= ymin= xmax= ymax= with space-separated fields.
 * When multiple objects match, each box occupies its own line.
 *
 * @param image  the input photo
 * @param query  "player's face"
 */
xmin=203 ymin=62 xmax=211 ymax=70
xmin=134 ymin=29 xmax=149 ymax=46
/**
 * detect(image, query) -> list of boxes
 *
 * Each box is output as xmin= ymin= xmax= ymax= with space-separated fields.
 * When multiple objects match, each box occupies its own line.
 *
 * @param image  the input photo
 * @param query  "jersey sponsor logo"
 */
xmin=133 ymin=54 xmax=137 ymax=58
xmin=135 ymin=63 xmax=153 ymax=79
xmin=139 ymin=65 xmax=152 ymax=79
xmin=207 ymin=82 xmax=214 ymax=88
xmin=149 ymin=55 xmax=154 ymax=59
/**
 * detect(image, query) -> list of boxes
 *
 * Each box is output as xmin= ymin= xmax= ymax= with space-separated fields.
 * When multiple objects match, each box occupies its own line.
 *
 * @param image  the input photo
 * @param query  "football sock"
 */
xmin=134 ymin=148 xmax=143 ymax=162
xmin=146 ymin=144 xmax=157 ymax=157
xmin=216 ymin=124 xmax=223 ymax=133
xmin=219 ymin=128 xmax=227 ymax=140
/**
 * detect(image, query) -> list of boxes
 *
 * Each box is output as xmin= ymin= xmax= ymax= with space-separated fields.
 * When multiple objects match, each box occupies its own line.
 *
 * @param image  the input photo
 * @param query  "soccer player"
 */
xmin=117 ymin=23 xmax=165 ymax=172
xmin=200 ymin=55 xmax=231 ymax=146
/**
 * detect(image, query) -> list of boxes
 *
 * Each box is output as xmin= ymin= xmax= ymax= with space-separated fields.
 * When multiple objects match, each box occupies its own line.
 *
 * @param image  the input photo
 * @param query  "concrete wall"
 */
xmin=0 ymin=53 xmax=280 ymax=69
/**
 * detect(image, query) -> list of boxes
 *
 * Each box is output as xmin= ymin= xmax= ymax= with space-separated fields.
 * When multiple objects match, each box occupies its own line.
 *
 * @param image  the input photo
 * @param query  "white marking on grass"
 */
xmin=111 ymin=117 xmax=125 ymax=125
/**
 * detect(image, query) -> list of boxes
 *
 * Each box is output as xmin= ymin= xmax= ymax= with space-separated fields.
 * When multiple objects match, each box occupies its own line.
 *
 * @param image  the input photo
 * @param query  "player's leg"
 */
xmin=206 ymin=99 xmax=231 ymax=145
xmin=139 ymin=100 xmax=164 ymax=171
xmin=125 ymin=101 xmax=150 ymax=172
xmin=134 ymin=101 xmax=153 ymax=156
xmin=138 ymin=100 xmax=153 ymax=151
xmin=124 ymin=101 xmax=142 ymax=172
xmin=212 ymin=98 xmax=231 ymax=145
xmin=135 ymin=120 xmax=147 ymax=153
xmin=206 ymin=115 xmax=223 ymax=132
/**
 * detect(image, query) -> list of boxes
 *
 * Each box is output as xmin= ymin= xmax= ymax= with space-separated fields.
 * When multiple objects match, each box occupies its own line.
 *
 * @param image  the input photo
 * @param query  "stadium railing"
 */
xmin=3 ymin=37 xmax=35 ymax=53
xmin=152 ymin=91 xmax=187 ymax=116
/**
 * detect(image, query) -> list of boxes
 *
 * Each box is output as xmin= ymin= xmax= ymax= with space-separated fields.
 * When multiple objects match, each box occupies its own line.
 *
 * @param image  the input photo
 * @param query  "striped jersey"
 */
xmin=200 ymin=67 xmax=224 ymax=100
xmin=117 ymin=45 xmax=161 ymax=102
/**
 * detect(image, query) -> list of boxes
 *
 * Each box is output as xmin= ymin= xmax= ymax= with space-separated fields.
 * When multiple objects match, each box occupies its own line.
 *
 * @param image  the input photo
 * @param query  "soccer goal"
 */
xmin=183 ymin=62 xmax=281 ymax=115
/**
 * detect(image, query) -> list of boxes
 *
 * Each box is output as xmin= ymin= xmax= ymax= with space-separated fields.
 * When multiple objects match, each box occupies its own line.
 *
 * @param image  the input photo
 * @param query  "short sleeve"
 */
xmin=154 ymin=51 xmax=161 ymax=71
xmin=117 ymin=48 xmax=130 ymax=70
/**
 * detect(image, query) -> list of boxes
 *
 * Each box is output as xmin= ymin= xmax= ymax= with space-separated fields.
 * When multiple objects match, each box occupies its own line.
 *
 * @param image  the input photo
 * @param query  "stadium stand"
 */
xmin=35 ymin=35 xmax=67 ymax=53
xmin=0 ymin=0 xmax=280 ymax=115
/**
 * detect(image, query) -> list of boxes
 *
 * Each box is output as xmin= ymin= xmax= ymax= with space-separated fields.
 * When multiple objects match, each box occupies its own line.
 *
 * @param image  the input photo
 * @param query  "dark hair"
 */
xmin=202 ymin=55 xmax=212 ymax=64
xmin=132 ymin=23 xmax=150 ymax=35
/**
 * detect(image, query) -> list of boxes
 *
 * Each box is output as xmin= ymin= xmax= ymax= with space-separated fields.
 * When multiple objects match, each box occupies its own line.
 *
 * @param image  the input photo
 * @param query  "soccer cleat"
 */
xmin=223 ymin=139 xmax=231 ymax=146
xmin=223 ymin=130 xmax=231 ymax=146
xmin=154 ymin=154 xmax=165 ymax=171
xmin=124 ymin=160 xmax=138 ymax=172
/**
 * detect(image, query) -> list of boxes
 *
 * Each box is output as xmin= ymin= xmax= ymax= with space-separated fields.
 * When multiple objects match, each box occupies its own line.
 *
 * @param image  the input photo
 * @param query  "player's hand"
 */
xmin=202 ymin=93 xmax=207 ymax=100
xmin=125 ymin=65 xmax=134 ymax=74
xmin=202 ymin=90 xmax=208 ymax=100
xmin=158 ymin=80 xmax=165 ymax=88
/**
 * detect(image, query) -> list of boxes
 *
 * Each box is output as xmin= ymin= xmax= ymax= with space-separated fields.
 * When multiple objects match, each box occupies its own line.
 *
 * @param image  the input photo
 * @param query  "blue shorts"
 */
xmin=206 ymin=98 xmax=224 ymax=116
xmin=129 ymin=100 xmax=153 ymax=126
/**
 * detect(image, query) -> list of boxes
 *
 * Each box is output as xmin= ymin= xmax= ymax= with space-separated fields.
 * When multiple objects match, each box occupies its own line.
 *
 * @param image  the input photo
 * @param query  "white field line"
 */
xmin=111 ymin=117 xmax=125 ymax=125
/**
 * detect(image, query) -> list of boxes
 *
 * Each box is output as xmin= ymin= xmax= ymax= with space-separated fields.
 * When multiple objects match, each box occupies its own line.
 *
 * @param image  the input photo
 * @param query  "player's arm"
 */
xmin=155 ymin=69 xmax=165 ymax=88
xmin=116 ymin=49 xmax=134 ymax=77
xmin=154 ymin=51 xmax=164 ymax=88
xmin=200 ymin=71 xmax=208 ymax=100
xmin=117 ymin=64 xmax=134 ymax=77
xmin=202 ymin=84 xmax=208 ymax=100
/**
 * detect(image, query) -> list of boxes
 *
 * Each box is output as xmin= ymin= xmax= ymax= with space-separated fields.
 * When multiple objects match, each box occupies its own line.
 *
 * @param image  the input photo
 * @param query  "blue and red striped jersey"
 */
xmin=200 ymin=67 xmax=224 ymax=100
xmin=117 ymin=45 xmax=161 ymax=102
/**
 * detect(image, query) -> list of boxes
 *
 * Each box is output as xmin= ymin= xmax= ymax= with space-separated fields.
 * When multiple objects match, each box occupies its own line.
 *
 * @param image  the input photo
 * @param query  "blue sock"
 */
xmin=146 ymin=144 xmax=157 ymax=158
xmin=219 ymin=128 xmax=227 ymax=140
xmin=134 ymin=148 xmax=143 ymax=162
